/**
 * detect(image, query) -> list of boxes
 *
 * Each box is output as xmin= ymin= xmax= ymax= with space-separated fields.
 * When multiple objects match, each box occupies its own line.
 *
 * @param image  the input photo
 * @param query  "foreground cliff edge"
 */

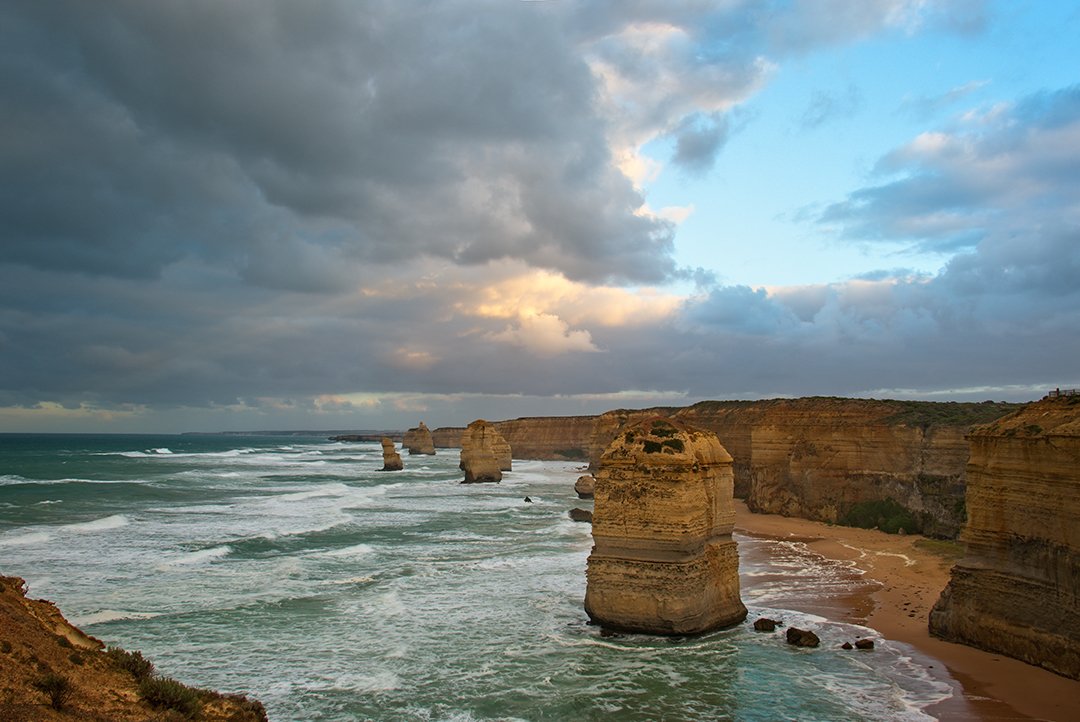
xmin=585 ymin=418 xmax=746 ymax=634
xmin=0 ymin=576 xmax=266 ymax=721
xmin=929 ymin=394 xmax=1080 ymax=680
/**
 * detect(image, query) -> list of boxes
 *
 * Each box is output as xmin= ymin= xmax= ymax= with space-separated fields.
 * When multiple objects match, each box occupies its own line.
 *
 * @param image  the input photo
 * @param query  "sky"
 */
xmin=1 ymin=0 xmax=1079 ymax=433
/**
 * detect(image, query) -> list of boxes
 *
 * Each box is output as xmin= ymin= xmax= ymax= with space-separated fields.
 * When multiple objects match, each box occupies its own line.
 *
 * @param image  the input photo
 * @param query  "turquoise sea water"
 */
xmin=0 ymin=434 xmax=949 ymax=721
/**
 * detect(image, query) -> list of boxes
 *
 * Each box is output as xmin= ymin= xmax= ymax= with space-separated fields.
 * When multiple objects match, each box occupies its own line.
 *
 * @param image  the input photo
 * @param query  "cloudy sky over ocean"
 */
xmin=2 ymin=0 xmax=1078 ymax=432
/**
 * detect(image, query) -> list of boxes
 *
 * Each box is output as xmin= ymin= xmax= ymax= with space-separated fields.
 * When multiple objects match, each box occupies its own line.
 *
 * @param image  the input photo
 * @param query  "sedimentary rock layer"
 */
xmin=471 ymin=398 xmax=1015 ymax=538
xmin=403 ymin=421 xmax=436 ymax=455
xmin=585 ymin=418 xmax=746 ymax=635
xmin=929 ymin=396 xmax=1080 ymax=679
xmin=492 ymin=415 xmax=599 ymax=461
xmin=431 ymin=426 xmax=464 ymax=449
xmin=459 ymin=420 xmax=508 ymax=483
xmin=380 ymin=437 xmax=403 ymax=471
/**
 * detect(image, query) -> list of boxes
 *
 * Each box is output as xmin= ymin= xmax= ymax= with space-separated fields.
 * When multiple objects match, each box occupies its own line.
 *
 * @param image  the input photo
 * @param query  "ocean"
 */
xmin=0 ymin=434 xmax=950 ymax=721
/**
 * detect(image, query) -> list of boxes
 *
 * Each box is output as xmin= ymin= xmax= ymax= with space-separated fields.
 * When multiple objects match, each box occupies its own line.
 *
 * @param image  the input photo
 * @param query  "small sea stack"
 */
xmin=574 ymin=475 xmax=595 ymax=499
xmin=403 ymin=421 xmax=437 ymax=455
xmin=380 ymin=437 xmax=403 ymax=471
xmin=584 ymin=417 xmax=747 ymax=635
xmin=459 ymin=419 xmax=507 ymax=483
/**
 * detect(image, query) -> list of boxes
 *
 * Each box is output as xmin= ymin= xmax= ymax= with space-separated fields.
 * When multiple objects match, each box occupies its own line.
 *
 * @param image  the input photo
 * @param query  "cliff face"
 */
xmin=585 ymin=418 xmax=746 ymax=635
xmin=929 ymin=396 xmax=1080 ymax=679
xmin=492 ymin=415 xmax=599 ymax=461
xmin=678 ymin=399 xmax=980 ymax=538
xmin=437 ymin=398 xmax=1016 ymax=538
xmin=431 ymin=426 xmax=464 ymax=449
xmin=585 ymin=399 xmax=1012 ymax=538
xmin=0 ymin=576 xmax=265 ymax=721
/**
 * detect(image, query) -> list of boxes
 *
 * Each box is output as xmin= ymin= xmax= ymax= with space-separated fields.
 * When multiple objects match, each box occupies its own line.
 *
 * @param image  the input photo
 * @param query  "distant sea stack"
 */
xmin=403 ymin=421 xmax=437 ymax=455
xmin=929 ymin=394 xmax=1080 ymax=679
xmin=380 ymin=437 xmax=403 ymax=471
xmin=459 ymin=420 xmax=509 ymax=484
xmin=585 ymin=417 xmax=747 ymax=635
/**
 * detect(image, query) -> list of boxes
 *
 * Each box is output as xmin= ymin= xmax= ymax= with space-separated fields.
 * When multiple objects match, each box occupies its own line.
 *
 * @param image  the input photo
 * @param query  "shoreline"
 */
xmin=734 ymin=501 xmax=1080 ymax=721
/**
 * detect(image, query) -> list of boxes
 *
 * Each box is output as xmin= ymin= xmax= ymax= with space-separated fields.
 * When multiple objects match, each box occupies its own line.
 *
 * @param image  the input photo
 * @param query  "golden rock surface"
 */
xmin=585 ymin=417 xmax=747 ymax=635
xmin=930 ymin=395 xmax=1080 ymax=679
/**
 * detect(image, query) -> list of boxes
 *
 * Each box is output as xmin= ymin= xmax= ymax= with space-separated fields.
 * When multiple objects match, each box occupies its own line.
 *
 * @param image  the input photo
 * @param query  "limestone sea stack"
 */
xmin=575 ymin=475 xmax=596 ymax=499
xmin=584 ymin=417 xmax=747 ymax=635
xmin=459 ymin=419 xmax=509 ymax=483
xmin=929 ymin=395 xmax=1080 ymax=679
xmin=403 ymin=421 xmax=437 ymax=455
xmin=380 ymin=437 xmax=403 ymax=471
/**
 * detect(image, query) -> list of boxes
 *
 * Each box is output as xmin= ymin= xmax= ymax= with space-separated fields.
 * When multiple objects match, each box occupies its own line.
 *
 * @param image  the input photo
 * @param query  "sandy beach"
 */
xmin=734 ymin=501 xmax=1080 ymax=722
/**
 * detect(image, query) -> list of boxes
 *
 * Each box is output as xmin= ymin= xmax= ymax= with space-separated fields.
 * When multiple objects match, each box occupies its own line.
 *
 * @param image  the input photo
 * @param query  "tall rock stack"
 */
xmin=929 ymin=395 xmax=1080 ymax=679
xmin=459 ymin=419 xmax=509 ymax=484
xmin=380 ymin=437 xmax=403 ymax=471
xmin=403 ymin=421 xmax=437 ymax=455
xmin=585 ymin=417 xmax=747 ymax=635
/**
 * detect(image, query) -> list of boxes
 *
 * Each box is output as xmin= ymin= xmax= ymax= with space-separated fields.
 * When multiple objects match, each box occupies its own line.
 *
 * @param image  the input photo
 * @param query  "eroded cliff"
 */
xmin=929 ymin=395 xmax=1080 ymax=679
xmin=588 ymin=399 xmax=1014 ymax=538
xmin=492 ymin=415 xmax=598 ymax=461
xmin=585 ymin=418 xmax=746 ymax=635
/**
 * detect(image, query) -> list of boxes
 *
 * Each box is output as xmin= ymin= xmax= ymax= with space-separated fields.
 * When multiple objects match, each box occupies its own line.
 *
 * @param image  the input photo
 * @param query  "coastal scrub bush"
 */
xmin=32 ymin=672 xmax=73 ymax=710
xmin=1 ymin=640 xmax=12 ymax=653
xmin=106 ymin=645 xmax=155 ymax=680
xmin=138 ymin=676 xmax=201 ymax=719
xmin=839 ymin=498 xmax=921 ymax=535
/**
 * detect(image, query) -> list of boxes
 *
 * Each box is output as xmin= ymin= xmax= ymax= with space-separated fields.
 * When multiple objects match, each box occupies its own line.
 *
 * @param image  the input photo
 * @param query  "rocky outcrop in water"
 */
xmin=402 ymin=421 xmax=436 ymax=455
xmin=929 ymin=395 xmax=1080 ymax=679
xmin=459 ymin=420 xmax=508 ymax=484
xmin=574 ymin=475 xmax=595 ymax=499
xmin=786 ymin=627 xmax=820 ymax=648
xmin=569 ymin=508 xmax=593 ymax=523
xmin=0 ymin=576 xmax=265 ymax=721
xmin=380 ymin=437 xmax=403 ymax=471
xmin=585 ymin=418 xmax=747 ymax=635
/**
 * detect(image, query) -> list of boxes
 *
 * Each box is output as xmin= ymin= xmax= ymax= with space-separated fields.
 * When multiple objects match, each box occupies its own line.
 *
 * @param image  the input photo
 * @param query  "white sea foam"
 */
xmin=75 ymin=609 xmax=162 ymax=626
xmin=63 ymin=514 xmax=129 ymax=533
xmin=322 ymin=576 xmax=376 ymax=586
xmin=319 ymin=543 xmax=376 ymax=559
xmin=0 ymin=531 xmax=52 ymax=546
xmin=159 ymin=545 xmax=232 ymax=568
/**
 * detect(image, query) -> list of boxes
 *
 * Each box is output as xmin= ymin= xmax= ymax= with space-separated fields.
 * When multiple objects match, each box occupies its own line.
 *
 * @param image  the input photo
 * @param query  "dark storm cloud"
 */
xmin=0 ymin=0 xmax=681 ymax=286
xmin=11 ymin=0 xmax=1058 ymax=432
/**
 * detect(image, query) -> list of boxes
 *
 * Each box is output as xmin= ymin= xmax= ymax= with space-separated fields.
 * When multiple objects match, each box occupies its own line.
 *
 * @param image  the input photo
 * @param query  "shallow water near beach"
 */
xmin=0 ymin=434 xmax=950 ymax=721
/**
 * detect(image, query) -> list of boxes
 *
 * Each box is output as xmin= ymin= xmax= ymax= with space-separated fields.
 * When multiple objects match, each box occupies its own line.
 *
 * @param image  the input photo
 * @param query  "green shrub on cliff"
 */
xmin=138 ymin=676 xmax=201 ymax=719
xmin=106 ymin=645 xmax=155 ymax=680
xmin=839 ymin=498 xmax=921 ymax=535
xmin=32 ymin=672 xmax=73 ymax=710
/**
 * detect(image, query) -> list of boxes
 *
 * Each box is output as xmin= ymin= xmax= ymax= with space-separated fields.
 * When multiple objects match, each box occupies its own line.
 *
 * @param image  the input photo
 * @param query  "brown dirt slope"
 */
xmin=0 ymin=575 xmax=265 ymax=722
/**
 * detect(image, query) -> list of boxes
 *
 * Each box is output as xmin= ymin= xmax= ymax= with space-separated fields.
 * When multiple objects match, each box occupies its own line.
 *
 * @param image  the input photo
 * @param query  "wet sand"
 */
xmin=734 ymin=501 xmax=1080 ymax=721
